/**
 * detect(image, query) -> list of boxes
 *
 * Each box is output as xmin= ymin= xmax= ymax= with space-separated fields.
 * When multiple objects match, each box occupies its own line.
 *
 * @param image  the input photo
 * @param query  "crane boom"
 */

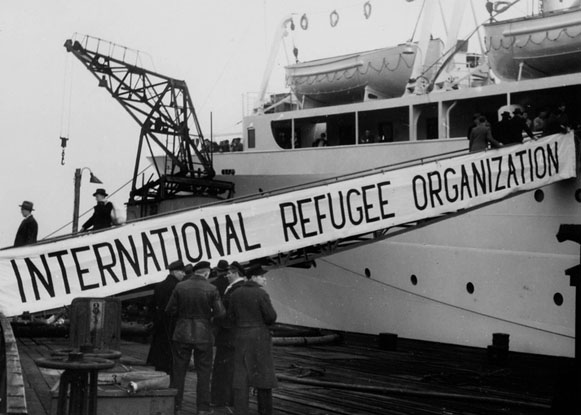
xmin=64 ymin=35 xmax=233 ymax=215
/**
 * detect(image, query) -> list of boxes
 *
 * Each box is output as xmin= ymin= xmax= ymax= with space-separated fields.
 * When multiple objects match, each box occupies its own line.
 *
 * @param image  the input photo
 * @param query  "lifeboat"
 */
xmin=484 ymin=2 xmax=581 ymax=81
xmin=285 ymin=39 xmax=443 ymax=106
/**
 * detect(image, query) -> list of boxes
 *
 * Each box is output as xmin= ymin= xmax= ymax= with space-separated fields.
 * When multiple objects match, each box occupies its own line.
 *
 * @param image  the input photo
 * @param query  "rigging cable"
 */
xmin=41 ymin=164 xmax=153 ymax=240
xmin=319 ymin=257 xmax=574 ymax=339
xmin=59 ymin=51 xmax=74 ymax=165
xmin=408 ymin=0 xmax=426 ymax=42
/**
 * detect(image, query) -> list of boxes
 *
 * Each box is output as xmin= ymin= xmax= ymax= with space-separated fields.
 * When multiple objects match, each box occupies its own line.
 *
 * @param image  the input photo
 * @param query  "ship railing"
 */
xmin=0 ymin=313 xmax=27 ymax=414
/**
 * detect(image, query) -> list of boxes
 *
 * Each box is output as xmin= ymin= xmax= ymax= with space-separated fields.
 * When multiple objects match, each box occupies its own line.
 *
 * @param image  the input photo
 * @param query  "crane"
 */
xmin=64 ymin=35 xmax=234 ymax=218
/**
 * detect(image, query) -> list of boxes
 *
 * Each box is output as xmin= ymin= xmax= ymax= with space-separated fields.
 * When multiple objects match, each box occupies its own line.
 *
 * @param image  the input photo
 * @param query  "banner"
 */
xmin=0 ymin=133 xmax=576 ymax=316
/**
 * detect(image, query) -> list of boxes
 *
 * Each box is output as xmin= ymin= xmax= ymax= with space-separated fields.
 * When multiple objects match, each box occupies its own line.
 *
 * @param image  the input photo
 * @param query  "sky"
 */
xmin=0 ymin=0 xmax=528 ymax=248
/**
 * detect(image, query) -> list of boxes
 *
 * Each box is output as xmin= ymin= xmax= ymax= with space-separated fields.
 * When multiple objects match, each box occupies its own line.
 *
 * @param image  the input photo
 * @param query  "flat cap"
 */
xmin=168 ymin=259 xmax=185 ymax=271
xmin=193 ymin=261 xmax=211 ymax=273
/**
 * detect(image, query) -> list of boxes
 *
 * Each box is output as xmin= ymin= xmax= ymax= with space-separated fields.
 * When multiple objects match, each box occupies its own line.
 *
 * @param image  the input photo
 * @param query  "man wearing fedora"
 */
xmin=228 ymin=264 xmax=277 ymax=415
xmin=147 ymin=259 xmax=186 ymax=374
xmin=14 ymin=200 xmax=38 ymax=247
xmin=81 ymin=188 xmax=115 ymax=232
xmin=211 ymin=261 xmax=247 ymax=410
xmin=507 ymin=108 xmax=535 ymax=144
xmin=210 ymin=259 xmax=230 ymax=298
xmin=166 ymin=261 xmax=225 ymax=415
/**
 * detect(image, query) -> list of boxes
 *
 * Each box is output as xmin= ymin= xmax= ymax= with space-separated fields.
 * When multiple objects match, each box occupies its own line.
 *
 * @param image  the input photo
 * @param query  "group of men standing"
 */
xmin=147 ymin=258 xmax=278 ymax=415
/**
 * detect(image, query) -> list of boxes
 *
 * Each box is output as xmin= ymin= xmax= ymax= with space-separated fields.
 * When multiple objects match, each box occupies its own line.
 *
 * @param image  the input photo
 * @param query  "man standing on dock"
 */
xmin=14 ymin=200 xmax=38 ymax=247
xmin=211 ymin=261 xmax=246 ymax=410
xmin=166 ymin=261 xmax=225 ymax=415
xmin=146 ymin=259 xmax=186 ymax=374
xmin=228 ymin=264 xmax=278 ymax=415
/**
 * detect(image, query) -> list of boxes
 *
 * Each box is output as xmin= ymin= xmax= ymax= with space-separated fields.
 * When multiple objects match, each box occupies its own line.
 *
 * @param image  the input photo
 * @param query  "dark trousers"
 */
xmin=171 ymin=341 xmax=213 ymax=411
xmin=211 ymin=343 xmax=235 ymax=406
xmin=234 ymin=387 xmax=272 ymax=415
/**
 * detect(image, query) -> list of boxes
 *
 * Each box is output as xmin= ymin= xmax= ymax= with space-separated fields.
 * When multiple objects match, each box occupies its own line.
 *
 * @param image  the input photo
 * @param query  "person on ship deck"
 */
xmin=469 ymin=116 xmax=503 ymax=152
xmin=81 ymin=188 xmax=116 ymax=232
xmin=14 ymin=200 xmax=38 ymax=247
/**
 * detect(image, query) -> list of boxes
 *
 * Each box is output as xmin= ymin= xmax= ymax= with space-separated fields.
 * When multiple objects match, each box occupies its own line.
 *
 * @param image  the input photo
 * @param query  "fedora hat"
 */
xmin=245 ymin=263 xmax=268 ymax=278
xmin=19 ymin=201 xmax=34 ymax=211
xmin=214 ymin=259 xmax=229 ymax=275
xmin=229 ymin=261 xmax=246 ymax=277
xmin=93 ymin=188 xmax=108 ymax=197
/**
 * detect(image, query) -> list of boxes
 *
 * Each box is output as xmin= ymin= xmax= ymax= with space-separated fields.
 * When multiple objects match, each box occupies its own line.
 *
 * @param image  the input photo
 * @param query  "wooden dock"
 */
xmin=15 ymin=331 xmax=574 ymax=414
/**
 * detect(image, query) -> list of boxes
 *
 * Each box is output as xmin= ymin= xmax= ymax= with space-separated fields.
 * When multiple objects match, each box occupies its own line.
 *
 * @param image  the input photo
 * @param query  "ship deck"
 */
xmin=16 ymin=330 xmax=575 ymax=415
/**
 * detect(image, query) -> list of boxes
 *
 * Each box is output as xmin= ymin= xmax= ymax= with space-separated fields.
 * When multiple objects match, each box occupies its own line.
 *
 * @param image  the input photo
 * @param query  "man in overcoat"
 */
xmin=228 ymin=264 xmax=277 ymax=415
xmin=211 ymin=261 xmax=246 ymax=409
xmin=14 ymin=200 xmax=38 ymax=247
xmin=165 ymin=261 xmax=225 ymax=414
xmin=146 ymin=260 xmax=185 ymax=373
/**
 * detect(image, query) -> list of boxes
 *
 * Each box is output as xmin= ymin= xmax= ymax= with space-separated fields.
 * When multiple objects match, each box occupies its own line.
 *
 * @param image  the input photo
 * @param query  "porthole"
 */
xmin=575 ymin=189 xmax=581 ymax=203
xmin=534 ymin=189 xmax=544 ymax=202
xmin=410 ymin=274 xmax=418 ymax=285
xmin=466 ymin=282 xmax=475 ymax=294
xmin=554 ymin=293 xmax=564 ymax=306
xmin=364 ymin=268 xmax=371 ymax=278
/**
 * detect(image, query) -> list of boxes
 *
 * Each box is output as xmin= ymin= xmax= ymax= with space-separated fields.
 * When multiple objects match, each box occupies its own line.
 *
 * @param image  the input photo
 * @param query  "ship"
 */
xmin=202 ymin=0 xmax=581 ymax=357
xmin=12 ymin=0 xmax=578 ymax=358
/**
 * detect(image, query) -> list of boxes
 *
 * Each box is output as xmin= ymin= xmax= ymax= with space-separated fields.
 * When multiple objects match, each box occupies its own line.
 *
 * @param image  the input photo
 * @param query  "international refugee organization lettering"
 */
xmin=0 ymin=133 xmax=575 ymax=316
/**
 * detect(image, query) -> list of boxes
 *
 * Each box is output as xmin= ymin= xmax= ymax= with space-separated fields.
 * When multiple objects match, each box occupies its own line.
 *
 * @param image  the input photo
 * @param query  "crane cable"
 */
xmin=59 ymin=52 xmax=74 ymax=165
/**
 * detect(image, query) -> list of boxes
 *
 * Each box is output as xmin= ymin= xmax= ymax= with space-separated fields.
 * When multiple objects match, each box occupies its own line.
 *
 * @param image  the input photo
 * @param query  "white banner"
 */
xmin=0 ymin=133 xmax=576 ymax=316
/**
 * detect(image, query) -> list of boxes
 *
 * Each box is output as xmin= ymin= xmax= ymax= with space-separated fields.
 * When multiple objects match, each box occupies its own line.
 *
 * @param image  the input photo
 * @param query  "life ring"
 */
xmin=494 ymin=1 xmax=511 ymax=14
xmin=330 ymin=10 xmax=339 ymax=27
xmin=300 ymin=14 xmax=308 ymax=30
xmin=363 ymin=1 xmax=372 ymax=19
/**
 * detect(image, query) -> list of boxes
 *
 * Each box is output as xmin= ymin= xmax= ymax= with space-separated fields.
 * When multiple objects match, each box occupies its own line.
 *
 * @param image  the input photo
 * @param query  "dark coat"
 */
xmin=165 ymin=275 xmax=225 ymax=344
xmin=82 ymin=201 xmax=113 ymax=231
xmin=214 ymin=279 xmax=245 ymax=346
xmin=14 ymin=215 xmax=38 ymax=247
xmin=146 ymin=274 xmax=179 ymax=372
xmin=507 ymin=116 xmax=534 ymax=144
xmin=211 ymin=275 xmax=230 ymax=298
xmin=228 ymin=281 xmax=277 ymax=389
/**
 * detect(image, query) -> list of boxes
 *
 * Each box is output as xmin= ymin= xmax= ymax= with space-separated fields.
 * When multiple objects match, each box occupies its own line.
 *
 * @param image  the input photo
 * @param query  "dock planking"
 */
xmin=14 ymin=331 xmax=571 ymax=414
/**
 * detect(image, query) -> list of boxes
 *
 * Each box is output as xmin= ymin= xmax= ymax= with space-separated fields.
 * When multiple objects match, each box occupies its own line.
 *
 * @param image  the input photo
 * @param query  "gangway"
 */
xmin=64 ymin=35 xmax=234 ymax=218
xmin=0 ymin=133 xmax=576 ymax=316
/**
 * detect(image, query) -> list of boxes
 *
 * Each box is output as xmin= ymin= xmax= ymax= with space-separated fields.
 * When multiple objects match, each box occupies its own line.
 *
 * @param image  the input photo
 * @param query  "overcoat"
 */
xmin=228 ymin=281 xmax=278 ymax=389
xmin=82 ymin=201 xmax=113 ymax=231
xmin=165 ymin=275 xmax=225 ymax=344
xmin=146 ymin=274 xmax=179 ymax=372
xmin=14 ymin=215 xmax=38 ymax=247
